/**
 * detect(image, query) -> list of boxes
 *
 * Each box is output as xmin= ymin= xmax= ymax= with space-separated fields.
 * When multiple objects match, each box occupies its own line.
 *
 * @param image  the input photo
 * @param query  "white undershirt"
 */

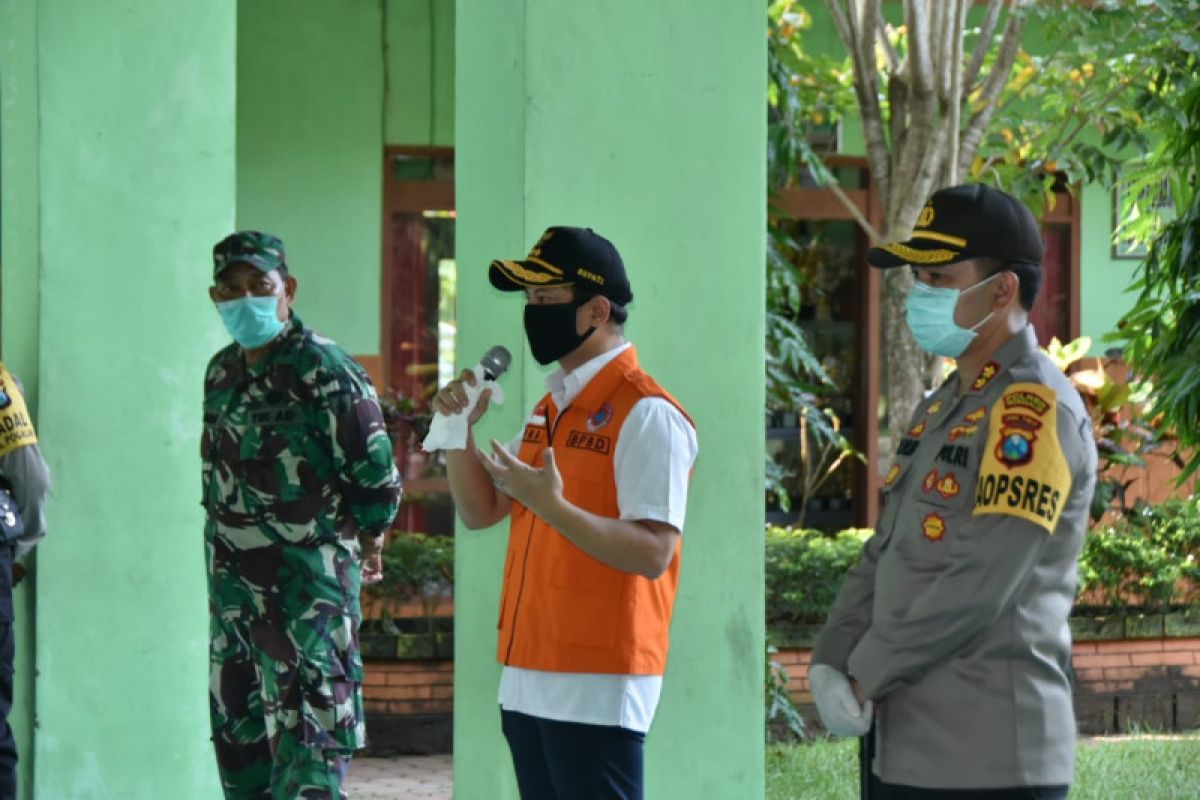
xmin=498 ymin=343 xmax=699 ymax=733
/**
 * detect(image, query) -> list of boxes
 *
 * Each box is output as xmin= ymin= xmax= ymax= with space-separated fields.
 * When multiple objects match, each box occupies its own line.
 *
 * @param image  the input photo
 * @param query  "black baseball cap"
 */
xmin=867 ymin=184 xmax=1044 ymax=269
xmin=489 ymin=226 xmax=634 ymax=305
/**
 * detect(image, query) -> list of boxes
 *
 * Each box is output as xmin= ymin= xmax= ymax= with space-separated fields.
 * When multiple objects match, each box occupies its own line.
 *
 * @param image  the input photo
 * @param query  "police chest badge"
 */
xmin=974 ymin=383 xmax=1069 ymax=534
xmin=922 ymin=512 xmax=946 ymax=541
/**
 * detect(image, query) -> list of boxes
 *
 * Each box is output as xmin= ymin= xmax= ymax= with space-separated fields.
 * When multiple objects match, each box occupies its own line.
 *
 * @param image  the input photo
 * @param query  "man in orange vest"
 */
xmin=434 ymin=226 xmax=698 ymax=800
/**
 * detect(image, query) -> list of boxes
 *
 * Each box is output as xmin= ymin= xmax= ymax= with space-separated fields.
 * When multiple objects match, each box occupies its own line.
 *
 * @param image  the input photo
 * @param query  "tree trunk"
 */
xmin=880 ymin=270 xmax=926 ymax=461
xmin=878 ymin=200 xmax=933 ymax=463
xmin=821 ymin=0 xmax=1031 ymax=463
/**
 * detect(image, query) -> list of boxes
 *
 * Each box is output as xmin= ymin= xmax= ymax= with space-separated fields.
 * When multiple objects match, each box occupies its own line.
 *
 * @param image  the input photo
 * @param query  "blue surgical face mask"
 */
xmin=905 ymin=273 xmax=1001 ymax=358
xmin=215 ymin=295 xmax=286 ymax=349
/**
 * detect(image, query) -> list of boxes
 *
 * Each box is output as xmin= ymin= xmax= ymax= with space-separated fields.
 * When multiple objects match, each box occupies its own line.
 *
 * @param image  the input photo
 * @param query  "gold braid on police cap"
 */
xmin=879 ymin=242 xmax=960 ymax=264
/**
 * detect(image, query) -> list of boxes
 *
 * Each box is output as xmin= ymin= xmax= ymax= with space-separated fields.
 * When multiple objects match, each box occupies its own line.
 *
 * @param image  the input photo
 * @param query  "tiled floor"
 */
xmin=346 ymin=755 xmax=453 ymax=799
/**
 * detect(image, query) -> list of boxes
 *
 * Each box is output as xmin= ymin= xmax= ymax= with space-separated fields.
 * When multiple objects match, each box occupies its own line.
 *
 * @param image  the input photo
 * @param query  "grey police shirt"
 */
xmin=813 ymin=326 xmax=1097 ymax=789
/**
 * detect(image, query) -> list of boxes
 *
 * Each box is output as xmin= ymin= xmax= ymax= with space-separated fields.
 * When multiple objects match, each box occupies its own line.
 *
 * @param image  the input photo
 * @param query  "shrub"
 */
xmin=365 ymin=532 xmax=454 ymax=627
xmin=1077 ymin=497 xmax=1200 ymax=610
xmin=765 ymin=526 xmax=871 ymax=625
xmin=766 ymin=641 xmax=807 ymax=743
xmin=764 ymin=498 xmax=1200 ymax=626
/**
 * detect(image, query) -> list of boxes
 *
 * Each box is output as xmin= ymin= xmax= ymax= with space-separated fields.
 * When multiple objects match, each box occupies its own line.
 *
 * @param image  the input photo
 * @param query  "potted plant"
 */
xmin=362 ymin=532 xmax=455 ymax=660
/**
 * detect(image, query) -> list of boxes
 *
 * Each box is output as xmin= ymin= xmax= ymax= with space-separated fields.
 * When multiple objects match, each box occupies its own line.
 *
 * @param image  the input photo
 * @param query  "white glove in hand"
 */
xmin=809 ymin=663 xmax=873 ymax=738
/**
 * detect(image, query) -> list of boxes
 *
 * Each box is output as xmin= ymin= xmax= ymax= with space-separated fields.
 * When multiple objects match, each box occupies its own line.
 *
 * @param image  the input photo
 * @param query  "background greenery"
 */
xmin=1078 ymin=498 xmax=1200 ymax=610
xmin=766 ymin=497 xmax=1200 ymax=628
xmin=365 ymin=531 xmax=454 ymax=632
xmin=766 ymin=736 xmax=1200 ymax=800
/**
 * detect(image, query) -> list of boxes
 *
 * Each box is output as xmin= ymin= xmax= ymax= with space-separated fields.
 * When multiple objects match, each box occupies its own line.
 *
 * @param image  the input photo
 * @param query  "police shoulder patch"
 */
xmin=973 ymin=383 xmax=1069 ymax=534
xmin=0 ymin=363 xmax=38 ymax=457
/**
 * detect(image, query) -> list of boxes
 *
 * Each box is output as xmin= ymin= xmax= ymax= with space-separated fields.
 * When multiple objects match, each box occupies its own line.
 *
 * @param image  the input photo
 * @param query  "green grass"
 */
xmin=1072 ymin=736 xmax=1200 ymax=800
xmin=766 ymin=738 xmax=858 ymax=799
xmin=766 ymin=735 xmax=1200 ymax=799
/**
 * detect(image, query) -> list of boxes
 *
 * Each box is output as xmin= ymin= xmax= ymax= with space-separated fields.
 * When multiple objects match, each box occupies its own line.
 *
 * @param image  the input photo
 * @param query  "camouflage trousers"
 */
xmin=209 ymin=613 xmax=366 ymax=800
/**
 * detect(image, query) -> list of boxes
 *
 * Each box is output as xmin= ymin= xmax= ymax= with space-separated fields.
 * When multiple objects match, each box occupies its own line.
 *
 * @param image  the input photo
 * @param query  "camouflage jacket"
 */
xmin=201 ymin=315 xmax=402 ymax=554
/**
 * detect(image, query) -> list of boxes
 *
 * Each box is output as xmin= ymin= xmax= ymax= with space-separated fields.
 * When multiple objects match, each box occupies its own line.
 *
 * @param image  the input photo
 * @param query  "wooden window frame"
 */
xmin=379 ymin=145 xmax=455 ymax=390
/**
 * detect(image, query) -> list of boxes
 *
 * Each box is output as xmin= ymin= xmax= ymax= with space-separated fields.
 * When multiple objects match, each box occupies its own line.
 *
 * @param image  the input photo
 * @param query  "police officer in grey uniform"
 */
xmin=0 ymin=363 xmax=50 ymax=799
xmin=810 ymin=184 xmax=1097 ymax=799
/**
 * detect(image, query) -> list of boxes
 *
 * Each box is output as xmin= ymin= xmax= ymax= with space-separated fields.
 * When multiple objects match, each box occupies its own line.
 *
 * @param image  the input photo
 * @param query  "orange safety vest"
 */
xmin=496 ymin=347 xmax=695 ymax=675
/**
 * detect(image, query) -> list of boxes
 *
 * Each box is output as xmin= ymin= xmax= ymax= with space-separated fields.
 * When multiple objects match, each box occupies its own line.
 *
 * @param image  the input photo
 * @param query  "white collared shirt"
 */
xmin=498 ymin=342 xmax=699 ymax=732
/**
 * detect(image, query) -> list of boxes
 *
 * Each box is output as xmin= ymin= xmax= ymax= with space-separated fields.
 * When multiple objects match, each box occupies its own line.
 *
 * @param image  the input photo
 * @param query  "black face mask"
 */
xmin=523 ymin=298 xmax=596 ymax=365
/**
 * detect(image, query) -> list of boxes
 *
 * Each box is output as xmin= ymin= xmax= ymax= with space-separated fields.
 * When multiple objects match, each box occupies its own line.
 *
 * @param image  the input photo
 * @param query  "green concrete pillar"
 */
xmin=32 ymin=1 xmax=235 ymax=797
xmin=455 ymin=2 xmax=766 ymax=797
xmin=1 ymin=2 xmax=44 ymax=797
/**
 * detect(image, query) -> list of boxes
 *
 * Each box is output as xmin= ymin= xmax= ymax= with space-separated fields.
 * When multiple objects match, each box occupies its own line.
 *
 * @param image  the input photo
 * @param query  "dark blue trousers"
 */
xmin=873 ymin=779 xmax=1069 ymax=800
xmin=0 ymin=544 xmax=17 ymax=800
xmin=501 ymin=710 xmax=644 ymax=800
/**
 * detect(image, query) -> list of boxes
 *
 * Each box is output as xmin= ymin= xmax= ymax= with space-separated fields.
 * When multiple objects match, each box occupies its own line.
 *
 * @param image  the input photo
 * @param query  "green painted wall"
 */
xmin=1079 ymin=181 xmax=1140 ymax=352
xmin=386 ymin=0 xmax=455 ymax=147
xmin=1 ymin=0 xmax=41 ymax=387
xmin=455 ymin=1 xmax=766 ymax=797
xmin=32 ymin=1 xmax=234 ymax=797
xmin=237 ymin=0 xmax=454 ymax=356
xmin=0 ymin=1 xmax=42 ymax=796
xmin=237 ymin=0 xmax=384 ymax=356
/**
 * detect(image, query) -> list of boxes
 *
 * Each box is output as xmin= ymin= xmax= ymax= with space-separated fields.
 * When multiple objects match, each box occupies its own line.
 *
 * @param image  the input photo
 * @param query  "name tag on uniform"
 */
xmin=565 ymin=430 xmax=611 ymax=455
xmin=249 ymin=406 xmax=300 ymax=427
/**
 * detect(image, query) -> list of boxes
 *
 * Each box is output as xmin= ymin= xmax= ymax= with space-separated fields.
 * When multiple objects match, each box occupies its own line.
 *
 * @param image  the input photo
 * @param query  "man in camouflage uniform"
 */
xmin=202 ymin=231 xmax=402 ymax=799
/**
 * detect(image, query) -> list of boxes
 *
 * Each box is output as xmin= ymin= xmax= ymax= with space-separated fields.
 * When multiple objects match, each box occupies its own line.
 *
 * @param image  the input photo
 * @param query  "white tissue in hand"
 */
xmin=421 ymin=366 xmax=505 ymax=452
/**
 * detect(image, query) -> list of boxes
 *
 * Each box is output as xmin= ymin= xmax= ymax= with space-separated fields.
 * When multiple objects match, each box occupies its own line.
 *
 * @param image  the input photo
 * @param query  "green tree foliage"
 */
xmin=1106 ymin=3 xmax=1200 ymax=482
xmin=770 ymin=1 xmax=1200 ymax=453
xmin=974 ymin=1 xmax=1192 ymax=214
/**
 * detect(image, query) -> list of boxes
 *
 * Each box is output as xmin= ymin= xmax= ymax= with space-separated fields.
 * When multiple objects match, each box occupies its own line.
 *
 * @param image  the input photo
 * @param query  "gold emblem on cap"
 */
xmin=577 ymin=268 xmax=605 ymax=285
xmin=528 ymin=230 xmax=553 ymax=259
xmin=917 ymin=205 xmax=935 ymax=228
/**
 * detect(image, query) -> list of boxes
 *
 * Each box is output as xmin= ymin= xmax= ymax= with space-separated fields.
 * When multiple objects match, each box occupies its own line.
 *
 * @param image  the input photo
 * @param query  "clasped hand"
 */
xmin=809 ymin=664 xmax=874 ymax=738
xmin=359 ymin=533 xmax=385 ymax=585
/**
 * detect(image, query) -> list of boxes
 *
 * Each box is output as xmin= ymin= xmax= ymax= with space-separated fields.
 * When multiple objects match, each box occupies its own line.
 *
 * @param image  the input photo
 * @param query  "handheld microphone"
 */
xmin=479 ymin=345 xmax=512 ymax=382
xmin=421 ymin=345 xmax=511 ymax=452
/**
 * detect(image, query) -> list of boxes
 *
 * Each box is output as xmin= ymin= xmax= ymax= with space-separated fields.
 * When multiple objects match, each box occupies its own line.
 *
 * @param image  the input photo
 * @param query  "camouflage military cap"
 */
xmin=213 ymin=231 xmax=288 ymax=278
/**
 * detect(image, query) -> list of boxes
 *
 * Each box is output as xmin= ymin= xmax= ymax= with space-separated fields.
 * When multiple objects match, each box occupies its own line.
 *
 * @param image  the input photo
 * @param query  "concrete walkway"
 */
xmin=346 ymin=755 xmax=453 ymax=799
